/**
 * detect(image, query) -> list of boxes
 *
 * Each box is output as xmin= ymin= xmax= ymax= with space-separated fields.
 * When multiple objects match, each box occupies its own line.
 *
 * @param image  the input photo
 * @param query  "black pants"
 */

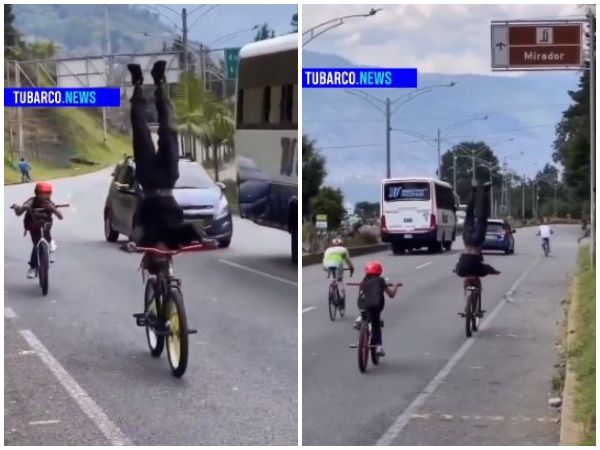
xmin=28 ymin=224 xmax=51 ymax=269
xmin=367 ymin=306 xmax=383 ymax=346
xmin=130 ymin=84 xmax=199 ymax=248
xmin=462 ymin=187 xmax=490 ymax=247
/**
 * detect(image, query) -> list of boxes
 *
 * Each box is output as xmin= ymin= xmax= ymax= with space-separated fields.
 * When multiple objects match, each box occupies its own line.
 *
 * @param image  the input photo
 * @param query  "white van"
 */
xmin=380 ymin=177 xmax=457 ymax=254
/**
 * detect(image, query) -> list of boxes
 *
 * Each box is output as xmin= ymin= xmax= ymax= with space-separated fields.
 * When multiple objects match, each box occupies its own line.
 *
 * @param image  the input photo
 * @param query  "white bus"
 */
xmin=235 ymin=33 xmax=298 ymax=262
xmin=380 ymin=177 xmax=458 ymax=254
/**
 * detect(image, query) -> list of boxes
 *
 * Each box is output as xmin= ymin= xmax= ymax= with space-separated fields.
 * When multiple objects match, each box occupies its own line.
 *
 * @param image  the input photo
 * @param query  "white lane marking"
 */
xmin=19 ymin=330 xmax=131 ymax=446
xmin=219 ymin=259 xmax=297 ymax=286
xmin=5 ymin=307 xmax=17 ymax=319
xmin=302 ymin=306 xmax=317 ymax=314
xmin=29 ymin=420 xmax=61 ymax=425
xmin=415 ymin=261 xmax=433 ymax=270
xmin=409 ymin=413 xmax=558 ymax=423
xmin=375 ymin=257 xmax=541 ymax=446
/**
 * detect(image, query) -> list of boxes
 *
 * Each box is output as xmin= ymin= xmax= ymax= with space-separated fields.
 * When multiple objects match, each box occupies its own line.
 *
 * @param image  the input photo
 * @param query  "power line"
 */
xmin=189 ymin=5 xmax=219 ymax=30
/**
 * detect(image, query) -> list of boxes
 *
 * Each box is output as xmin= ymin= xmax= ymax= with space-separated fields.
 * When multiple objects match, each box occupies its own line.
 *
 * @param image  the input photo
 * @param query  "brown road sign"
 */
xmin=491 ymin=21 xmax=584 ymax=70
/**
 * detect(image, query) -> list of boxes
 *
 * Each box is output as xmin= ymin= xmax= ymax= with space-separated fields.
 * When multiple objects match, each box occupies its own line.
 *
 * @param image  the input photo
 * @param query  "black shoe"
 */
xmin=151 ymin=60 xmax=167 ymax=85
xmin=127 ymin=64 xmax=143 ymax=85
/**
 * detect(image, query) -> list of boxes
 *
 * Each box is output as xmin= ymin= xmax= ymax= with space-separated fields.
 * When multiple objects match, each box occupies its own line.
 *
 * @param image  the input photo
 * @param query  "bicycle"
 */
xmin=131 ymin=242 xmax=216 ymax=378
xmin=459 ymin=277 xmax=485 ymax=338
xmin=326 ymin=267 xmax=351 ymax=321
xmin=348 ymin=281 xmax=402 ymax=373
xmin=23 ymin=204 xmax=69 ymax=296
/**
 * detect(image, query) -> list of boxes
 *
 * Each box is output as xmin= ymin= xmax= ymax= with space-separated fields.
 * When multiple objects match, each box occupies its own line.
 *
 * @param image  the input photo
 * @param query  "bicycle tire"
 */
xmin=38 ymin=242 xmax=49 ymax=296
xmin=165 ymin=287 xmax=189 ymax=378
xmin=328 ymin=284 xmax=337 ymax=321
xmin=358 ymin=325 xmax=369 ymax=373
xmin=465 ymin=292 xmax=474 ymax=338
xmin=144 ymin=278 xmax=164 ymax=357
xmin=471 ymin=292 xmax=480 ymax=333
xmin=339 ymin=294 xmax=345 ymax=318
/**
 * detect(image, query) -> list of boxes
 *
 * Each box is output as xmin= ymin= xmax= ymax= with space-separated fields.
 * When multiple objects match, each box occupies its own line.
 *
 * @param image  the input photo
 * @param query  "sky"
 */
xmin=303 ymin=4 xmax=586 ymax=75
xmin=151 ymin=4 xmax=298 ymax=49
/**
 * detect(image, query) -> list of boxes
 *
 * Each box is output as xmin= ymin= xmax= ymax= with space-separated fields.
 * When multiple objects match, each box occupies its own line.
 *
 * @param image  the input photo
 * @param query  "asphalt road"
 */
xmin=302 ymin=225 xmax=581 ymax=445
xmin=5 ymin=169 xmax=298 ymax=445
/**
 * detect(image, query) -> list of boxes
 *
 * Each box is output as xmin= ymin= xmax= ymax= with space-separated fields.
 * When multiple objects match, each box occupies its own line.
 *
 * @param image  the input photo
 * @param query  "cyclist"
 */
xmin=537 ymin=221 xmax=553 ymax=253
xmin=126 ymin=61 xmax=204 ymax=260
xmin=354 ymin=260 xmax=400 ymax=357
xmin=454 ymin=182 xmax=501 ymax=278
xmin=10 ymin=181 xmax=63 ymax=279
xmin=322 ymin=236 xmax=354 ymax=309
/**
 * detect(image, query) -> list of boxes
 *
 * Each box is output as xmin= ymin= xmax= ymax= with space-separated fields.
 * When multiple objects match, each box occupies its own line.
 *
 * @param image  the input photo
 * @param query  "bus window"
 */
xmin=384 ymin=182 xmax=430 ymax=201
xmin=241 ymin=87 xmax=263 ymax=125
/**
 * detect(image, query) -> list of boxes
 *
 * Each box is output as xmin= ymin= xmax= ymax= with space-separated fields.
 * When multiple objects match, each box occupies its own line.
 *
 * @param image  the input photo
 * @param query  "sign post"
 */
xmin=316 ymin=214 xmax=328 ymax=230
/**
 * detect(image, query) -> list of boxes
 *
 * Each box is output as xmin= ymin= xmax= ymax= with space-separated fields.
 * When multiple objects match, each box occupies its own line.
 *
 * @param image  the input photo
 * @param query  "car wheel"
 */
xmin=218 ymin=239 xmax=231 ymax=248
xmin=104 ymin=212 xmax=119 ymax=242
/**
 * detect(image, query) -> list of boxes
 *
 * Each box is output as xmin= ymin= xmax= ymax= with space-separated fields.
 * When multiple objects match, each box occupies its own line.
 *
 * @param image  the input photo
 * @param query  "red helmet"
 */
xmin=35 ymin=181 xmax=52 ymax=195
xmin=364 ymin=260 xmax=383 ymax=276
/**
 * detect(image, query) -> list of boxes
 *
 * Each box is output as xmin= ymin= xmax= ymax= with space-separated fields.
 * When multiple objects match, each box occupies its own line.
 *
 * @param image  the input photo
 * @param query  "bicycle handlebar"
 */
xmin=134 ymin=243 xmax=216 ymax=256
xmin=346 ymin=282 xmax=403 ymax=287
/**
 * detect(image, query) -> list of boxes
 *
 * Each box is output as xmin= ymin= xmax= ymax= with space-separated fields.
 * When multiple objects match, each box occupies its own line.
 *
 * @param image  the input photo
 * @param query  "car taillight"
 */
xmin=381 ymin=215 xmax=387 ymax=232
xmin=430 ymin=214 xmax=437 ymax=230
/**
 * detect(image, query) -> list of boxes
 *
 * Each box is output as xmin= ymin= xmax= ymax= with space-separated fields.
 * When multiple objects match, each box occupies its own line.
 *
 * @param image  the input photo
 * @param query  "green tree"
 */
xmin=291 ymin=13 xmax=298 ymax=32
xmin=5 ymin=4 xmax=19 ymax=56
xmin=302 ymin=134 xmax=327 ymax=219
xmin=254 ymin=23 xmax=275 ymax=41
xmin=311 ymin=186 xmax=345 ymax=229
xmin=354 ymin=201 xmax=380 ymax=221
xmin=440 ymin=141 xmax=500 ymax=203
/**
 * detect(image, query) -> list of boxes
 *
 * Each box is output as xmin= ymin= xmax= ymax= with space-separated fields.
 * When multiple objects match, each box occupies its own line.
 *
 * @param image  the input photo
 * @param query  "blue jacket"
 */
xmin=18 ymin=161 xmax=30 ymax=172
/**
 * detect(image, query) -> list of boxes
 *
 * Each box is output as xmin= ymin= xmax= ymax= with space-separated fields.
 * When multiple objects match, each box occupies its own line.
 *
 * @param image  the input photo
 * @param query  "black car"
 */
xmin=481 ymin=219 xmax=515 ymax=254
xmin=104 ymin=158 xmax=233 ymax=247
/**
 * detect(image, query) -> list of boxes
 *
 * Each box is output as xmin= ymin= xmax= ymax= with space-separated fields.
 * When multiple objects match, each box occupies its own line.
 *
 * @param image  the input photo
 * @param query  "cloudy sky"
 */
xmin=303 ymin=4 xmax=585 ymax=74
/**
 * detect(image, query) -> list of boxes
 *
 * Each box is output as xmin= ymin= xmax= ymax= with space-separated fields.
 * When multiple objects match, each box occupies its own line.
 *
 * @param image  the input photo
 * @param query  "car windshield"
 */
xmin=175 ymin=163 xmax=213 ymax=188
xmin=487 ymin=223 xmax=505 ymax=233
xmin=384 ymin=182 xmax=430 ymax=202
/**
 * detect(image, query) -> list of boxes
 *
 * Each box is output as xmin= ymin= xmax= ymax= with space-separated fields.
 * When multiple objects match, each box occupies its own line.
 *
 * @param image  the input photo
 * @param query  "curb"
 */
xmin=559 ymin=275 xmax=584 ymax=445
xmin=302 ymin=243 xmax=390 ymax=266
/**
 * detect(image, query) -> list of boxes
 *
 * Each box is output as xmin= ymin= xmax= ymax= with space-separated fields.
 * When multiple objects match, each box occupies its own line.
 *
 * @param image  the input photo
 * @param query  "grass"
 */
xmin=570 ymin=246 xmax=595 ymax=445
xmin=5 ymin=109 xmax=130 ymax=184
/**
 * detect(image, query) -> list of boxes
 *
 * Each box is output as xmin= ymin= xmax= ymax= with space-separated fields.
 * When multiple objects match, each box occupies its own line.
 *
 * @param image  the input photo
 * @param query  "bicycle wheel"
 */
xmin=165 ymin=287 xmax=189 ymax=378
xmin=358 ymin=325 xmax=370 ymax=373
xmin=339 ymin=293 xmax=345 ymax=318
xmin=471 ymin=292 xmax=480 ymax=333
xmin=465 ymin=292 xmax=474 ymax=338
xmin=371 ymin=336 xmax=380 ymax=365
xmin=144 ymin=278 xmax=164 ymax=357
xmin=38 ymin=242 xmax=49 ymax=296
xmin=328 ymin=284 xmax=337 ymax=321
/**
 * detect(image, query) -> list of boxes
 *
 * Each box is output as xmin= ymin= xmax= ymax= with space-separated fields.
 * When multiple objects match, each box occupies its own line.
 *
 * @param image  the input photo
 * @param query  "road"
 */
xmin=5 ymin=169 xmax=297 ymax=445
xmin=303 ymin=225 xmax=581 ymax=445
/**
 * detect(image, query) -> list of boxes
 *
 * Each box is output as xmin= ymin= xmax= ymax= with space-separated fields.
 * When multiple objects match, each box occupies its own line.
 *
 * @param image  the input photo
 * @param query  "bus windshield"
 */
xmin=384 ymin=182 xmax=430 ymax=202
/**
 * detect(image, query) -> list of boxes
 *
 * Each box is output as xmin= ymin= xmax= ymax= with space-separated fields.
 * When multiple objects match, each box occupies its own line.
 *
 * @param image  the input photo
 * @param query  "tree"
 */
xmin=439 ymin=141 xmax=500 ymax=204
xmin=170 ymin=35 xmax=196 ymax=69
xmin=291 ymin=13 xmax=298 ymax=32
xmin=311 ymin=186 xmax=345 ymax=229
xmin=302 ymin=134 xmax=327 ymax=219
xmin=552 ymin=10 xmax=594 ymax=214
xmin=254 ymin=23 xmax=275 ymax=41
xmin=354 ymin=201 xmax=380 ymax=222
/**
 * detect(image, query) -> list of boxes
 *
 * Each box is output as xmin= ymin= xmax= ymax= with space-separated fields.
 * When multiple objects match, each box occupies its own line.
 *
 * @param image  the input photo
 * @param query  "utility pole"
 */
xmin=436 ymin=128 xmax=441 ymax=180
xmin=385 ymin=98 xmax=391 ymax=178
xmin=471 ymin=151 xmax=476 ymax=184
xmin=182 ymin=8 xmax=189 ymax=72
xmin=453 ymin=153 xmax=457 ymax=190
xmin=522 ymin=178 xmax=525 ymax=222
xmin=102 ymin=5 xmax=111 ymax=143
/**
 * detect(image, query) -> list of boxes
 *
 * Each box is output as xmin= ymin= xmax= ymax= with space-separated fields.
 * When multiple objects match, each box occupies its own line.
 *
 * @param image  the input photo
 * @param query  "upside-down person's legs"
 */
xmin=462 ymin=185 xmax=477 ymax=246
xmin=152 ymin=60 xmax=179 ymax=188
xmin=128 ymin=64 xmax=156 ymax=190
xmin=471 ymin=185 xmax=491 ymax=247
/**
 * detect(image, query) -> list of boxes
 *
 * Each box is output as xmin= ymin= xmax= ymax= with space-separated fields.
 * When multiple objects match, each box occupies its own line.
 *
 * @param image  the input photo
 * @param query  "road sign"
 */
xmin=316 ymin=214 xmax=327 ymax=230
xmin=491 ymin=21 xmax=584 ymax=71
xmin=225 ymin=48 xmax=241 ymax=79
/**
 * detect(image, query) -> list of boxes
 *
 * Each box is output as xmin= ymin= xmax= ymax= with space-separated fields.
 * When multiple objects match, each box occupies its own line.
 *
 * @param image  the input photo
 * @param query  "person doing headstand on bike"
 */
xmin=454 ymin=182 xmax=501 ymax=278
xmin=354 ymin=261 xmax=400 ymax=357
xmin=126 ymin=61 xmax=205 ymax=264
xmin=10 ymin=182 xmax=63 ymax=279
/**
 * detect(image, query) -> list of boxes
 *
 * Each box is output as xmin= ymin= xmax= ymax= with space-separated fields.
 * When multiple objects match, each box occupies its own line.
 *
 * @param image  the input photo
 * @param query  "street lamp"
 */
xmin=451 ymin=137 xmax=514 ymax=188
xmin=302 ymin=8 xmax=382 ymax=46
xmin=346 ymin=82 xmax=457 ymax=178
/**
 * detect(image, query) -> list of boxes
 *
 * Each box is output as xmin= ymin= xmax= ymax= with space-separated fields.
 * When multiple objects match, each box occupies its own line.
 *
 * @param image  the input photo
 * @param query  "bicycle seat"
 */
xmin=464 ymin=277 xmax=481 ymax=290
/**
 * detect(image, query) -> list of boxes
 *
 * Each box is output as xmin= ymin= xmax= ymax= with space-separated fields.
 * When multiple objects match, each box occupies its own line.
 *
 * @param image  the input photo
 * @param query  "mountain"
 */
xmin=303 ymin=50 xmax=579 ymax=204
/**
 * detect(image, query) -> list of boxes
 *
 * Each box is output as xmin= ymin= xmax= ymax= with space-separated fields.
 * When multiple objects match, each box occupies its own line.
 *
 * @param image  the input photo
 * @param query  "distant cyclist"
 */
xmin=322 ymin=236 xmax=354 ymax=307
xmin=10 ymin=181 xmax=63 ymax=279
xmin=354 ymin=261 xmax=400 ymax=357
xmin=537 ymin=221 xmax=553 ymax=254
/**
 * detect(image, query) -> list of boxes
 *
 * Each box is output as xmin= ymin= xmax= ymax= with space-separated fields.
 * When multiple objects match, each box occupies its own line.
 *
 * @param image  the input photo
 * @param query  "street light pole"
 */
xmin=522 ymin=177 xmax=526 ymax=221
xmin=437 ymin=128 xmax=441 ymax=179
xmin=302 ymin=8 xmax=382 ymax=46
xmin=588 ymin=7 xmax=595 ymax=266
xmin=182 ymin=8 xmax=189 ymax=72
xmin=386 ymin=98 xmax=391 ymax=178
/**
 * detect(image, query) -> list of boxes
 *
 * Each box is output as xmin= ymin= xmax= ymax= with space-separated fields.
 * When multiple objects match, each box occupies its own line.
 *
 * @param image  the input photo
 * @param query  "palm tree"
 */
xmin=173 ymin=72 xmax=234 ymax=181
